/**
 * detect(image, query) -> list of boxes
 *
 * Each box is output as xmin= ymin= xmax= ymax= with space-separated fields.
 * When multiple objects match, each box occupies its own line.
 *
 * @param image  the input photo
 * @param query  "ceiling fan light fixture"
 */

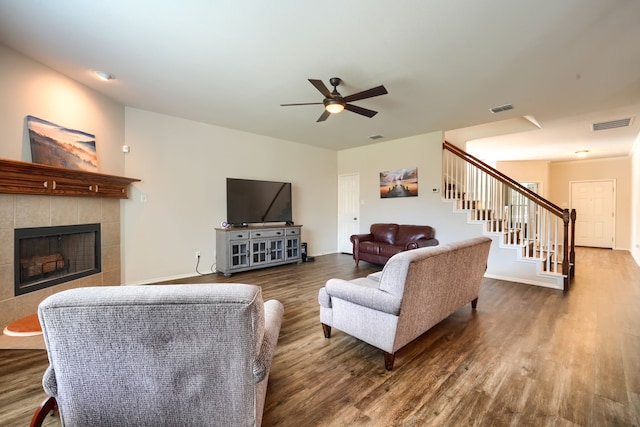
xmin=324 ymin=100 xmax=345 ymax=114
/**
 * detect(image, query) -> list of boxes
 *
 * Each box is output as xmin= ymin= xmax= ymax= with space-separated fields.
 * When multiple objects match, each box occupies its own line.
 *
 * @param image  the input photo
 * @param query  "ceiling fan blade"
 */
xmin=345 ymin=104 xmax=378 ymax=118
xmin=308 ymin=79 xmax=332 ymax=98
xmin=343 ymin=85 xmax=388 ymax=103
xmin=316 ymin=110 xmax=331 ymax=122
xmin=280 ymin=102 xmax=323 ymax=106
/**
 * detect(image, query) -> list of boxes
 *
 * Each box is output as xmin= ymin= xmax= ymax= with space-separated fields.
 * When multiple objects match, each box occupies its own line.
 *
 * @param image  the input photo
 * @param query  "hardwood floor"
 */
xmin=1 ymin=247 xmax=638 ymax=426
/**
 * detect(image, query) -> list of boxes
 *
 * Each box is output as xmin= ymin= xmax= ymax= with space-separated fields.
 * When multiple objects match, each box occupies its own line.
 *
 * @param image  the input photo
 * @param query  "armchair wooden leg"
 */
xmin=471 ymin=297 xmax=478 ymax=309
xmin=30 ymin=396 xmax=57 ymax=427
xmin=322 ymin=323 xmax=331 ymax=338
xmin=384 ymin=352 xmax=395 ymax=371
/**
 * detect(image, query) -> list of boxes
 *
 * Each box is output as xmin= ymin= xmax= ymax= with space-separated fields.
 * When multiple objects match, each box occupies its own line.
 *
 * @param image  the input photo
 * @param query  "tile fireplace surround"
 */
xmin=0 ymin=194 xmax=122 ymax=329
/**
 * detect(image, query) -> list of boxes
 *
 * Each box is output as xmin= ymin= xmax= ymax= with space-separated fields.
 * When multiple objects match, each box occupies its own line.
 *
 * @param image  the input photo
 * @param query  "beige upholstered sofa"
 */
xmin=319 ymin=237 xmax=491 ymax=370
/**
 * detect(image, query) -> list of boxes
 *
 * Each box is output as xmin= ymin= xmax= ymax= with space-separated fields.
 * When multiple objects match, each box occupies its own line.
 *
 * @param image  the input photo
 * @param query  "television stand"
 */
xmin=215 ymin=225 xmax=302 ymax=276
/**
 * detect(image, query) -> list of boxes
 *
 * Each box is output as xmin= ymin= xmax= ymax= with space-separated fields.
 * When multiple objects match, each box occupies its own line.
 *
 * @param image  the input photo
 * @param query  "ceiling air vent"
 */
xmin=592 ymin=117 xmax=632 ymax=131
xmin=489 ymin=104 xmax=513 ymax=114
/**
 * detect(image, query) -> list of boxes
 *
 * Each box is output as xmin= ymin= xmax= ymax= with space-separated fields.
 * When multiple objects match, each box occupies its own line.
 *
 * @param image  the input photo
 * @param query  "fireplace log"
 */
xmin=21 ymin=253 xmax=65 ymax=278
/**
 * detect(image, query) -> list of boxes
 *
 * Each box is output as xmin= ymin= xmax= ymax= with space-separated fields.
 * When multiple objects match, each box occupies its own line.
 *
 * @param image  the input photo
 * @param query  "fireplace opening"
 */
xmin=15 ymin=223 xmax=101 ymax=296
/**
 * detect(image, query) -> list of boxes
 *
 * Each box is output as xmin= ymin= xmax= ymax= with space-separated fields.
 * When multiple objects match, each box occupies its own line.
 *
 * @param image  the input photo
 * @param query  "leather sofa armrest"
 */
xmin=325 ymin=278 xmax=401 ymax=315
xmin=350 ymin=233 xmax=374 ymax=243
xmin=350 ymin=233 xmax=374 ymax=265
xmin=405 ymin=238 xmax=439 ymax=250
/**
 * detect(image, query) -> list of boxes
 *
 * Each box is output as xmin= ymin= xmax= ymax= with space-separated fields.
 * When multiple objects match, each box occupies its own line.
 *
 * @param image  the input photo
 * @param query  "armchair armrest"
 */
xmin=42 ymin=366 xmax=57 ymax=397
xmin=325 ymin=279 xmax=401 ymax=315
xmin=253 ymin=299 xmax=284 ymax=383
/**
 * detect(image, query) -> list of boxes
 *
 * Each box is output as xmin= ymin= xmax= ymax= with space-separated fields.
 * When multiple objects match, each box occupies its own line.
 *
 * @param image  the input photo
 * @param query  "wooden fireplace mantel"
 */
xmin=0 ymin=158 xmax=141 ymax=199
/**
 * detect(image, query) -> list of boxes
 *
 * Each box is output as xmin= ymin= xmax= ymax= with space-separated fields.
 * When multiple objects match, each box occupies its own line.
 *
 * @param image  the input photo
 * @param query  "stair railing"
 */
xmin=442 ymin=141 xmax=576 ymax=291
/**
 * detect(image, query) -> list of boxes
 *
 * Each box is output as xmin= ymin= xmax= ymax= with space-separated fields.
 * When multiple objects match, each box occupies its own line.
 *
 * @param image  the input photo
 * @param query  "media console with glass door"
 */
xmin=215 ymin=225 xmax=302 ymax=276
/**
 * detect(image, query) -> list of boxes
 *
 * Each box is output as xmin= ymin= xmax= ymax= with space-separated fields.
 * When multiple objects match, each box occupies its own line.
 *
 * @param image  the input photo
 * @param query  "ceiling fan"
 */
xmin=280 ymin=77 xmax=388 ymax=122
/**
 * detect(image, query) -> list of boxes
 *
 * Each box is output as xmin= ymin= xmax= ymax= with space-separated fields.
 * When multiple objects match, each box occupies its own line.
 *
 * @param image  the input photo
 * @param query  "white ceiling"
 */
xmin=1 ymin=0 xmax=639 ymax=160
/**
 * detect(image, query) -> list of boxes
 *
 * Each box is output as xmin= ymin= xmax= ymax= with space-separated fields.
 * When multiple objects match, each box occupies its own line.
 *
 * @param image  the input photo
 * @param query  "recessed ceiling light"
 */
xmin=369 ymin=134 xmax=383 ymax=140
xmin=575 ymin=150 xmax=589 ymax=159
xmin=95 ymin=71 xmax=114 ymax=81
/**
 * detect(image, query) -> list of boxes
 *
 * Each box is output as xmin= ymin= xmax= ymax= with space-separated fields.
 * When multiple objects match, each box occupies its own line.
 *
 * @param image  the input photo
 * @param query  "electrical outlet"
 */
xmin=195 ymin=251 xmax=201 ymax=259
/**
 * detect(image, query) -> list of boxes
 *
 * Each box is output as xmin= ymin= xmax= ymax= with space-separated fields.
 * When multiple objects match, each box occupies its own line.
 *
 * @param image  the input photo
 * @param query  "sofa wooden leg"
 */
xmin=322 ymin=323 xmax=331 ymax=338
xmin=471 ymin=297 xmax=478 ymax=309
xmin=384 ymin=352 xmax=395 ymax=371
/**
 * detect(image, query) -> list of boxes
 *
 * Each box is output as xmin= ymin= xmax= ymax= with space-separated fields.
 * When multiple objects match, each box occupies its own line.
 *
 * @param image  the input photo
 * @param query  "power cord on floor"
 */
xmin=195 ymin=254 xmax=217 ymax=276
xmin=195 ymin=254 xmax=205 ymax=275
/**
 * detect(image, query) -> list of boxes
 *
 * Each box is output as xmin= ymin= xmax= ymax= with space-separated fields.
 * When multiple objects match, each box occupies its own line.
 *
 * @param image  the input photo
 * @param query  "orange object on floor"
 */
xmin=3 ymin=313 xmax=42 ymax=336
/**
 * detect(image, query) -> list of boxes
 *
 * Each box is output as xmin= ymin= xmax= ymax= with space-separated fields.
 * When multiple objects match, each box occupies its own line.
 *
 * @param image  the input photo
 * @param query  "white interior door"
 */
xmin=337 ymin=173 xmax=360 ymax=253
xmin=571 ymin=180 xmax=614 ymax=248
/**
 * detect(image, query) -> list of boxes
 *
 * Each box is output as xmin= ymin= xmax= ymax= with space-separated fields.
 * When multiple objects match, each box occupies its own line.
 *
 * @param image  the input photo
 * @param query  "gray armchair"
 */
xmin=30 ymin=283 xmax=284 ymax=427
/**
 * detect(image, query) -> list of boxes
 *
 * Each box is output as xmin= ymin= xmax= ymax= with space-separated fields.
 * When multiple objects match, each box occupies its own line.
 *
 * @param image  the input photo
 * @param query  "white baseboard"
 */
xmin=483 ymin=273 xmax=563 ymax=290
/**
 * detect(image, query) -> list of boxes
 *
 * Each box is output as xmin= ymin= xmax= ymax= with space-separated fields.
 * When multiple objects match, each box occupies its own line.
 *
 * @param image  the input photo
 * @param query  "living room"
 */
xmin=1 ymin=2 xmax=640 ymax=425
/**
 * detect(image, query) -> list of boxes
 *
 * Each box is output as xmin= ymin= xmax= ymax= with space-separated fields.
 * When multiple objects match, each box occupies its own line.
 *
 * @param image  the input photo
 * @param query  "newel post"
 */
xmin=562 ymin=209 xmax=571 ymax=292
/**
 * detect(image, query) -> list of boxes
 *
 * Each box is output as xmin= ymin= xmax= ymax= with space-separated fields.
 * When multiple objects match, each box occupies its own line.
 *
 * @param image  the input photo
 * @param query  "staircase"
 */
xmin=442 ymin=141 xmax=576 ymax=291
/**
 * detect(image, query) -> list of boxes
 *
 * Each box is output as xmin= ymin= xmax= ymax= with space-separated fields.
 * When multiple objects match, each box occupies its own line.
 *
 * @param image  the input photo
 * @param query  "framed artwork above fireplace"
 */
xmin=26 ymin=115 xmax=98 ymax=172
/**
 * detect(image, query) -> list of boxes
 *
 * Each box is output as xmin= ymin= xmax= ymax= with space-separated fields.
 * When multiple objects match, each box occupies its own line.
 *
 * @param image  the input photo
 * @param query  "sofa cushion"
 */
xmin=360 ymin=241 xmax=381 ymax=255
xmin=370 ymin=223 xmax=399 ymax=244
xmin=378 ymin=243 xmax=404 ymax=259
xmin=395 ymin=225 xmax=435 ymax=246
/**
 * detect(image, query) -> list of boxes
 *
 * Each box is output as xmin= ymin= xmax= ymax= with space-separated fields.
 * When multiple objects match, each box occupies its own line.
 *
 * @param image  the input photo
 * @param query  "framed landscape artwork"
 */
xmin=380 ymin=167 xmax=418 ymax=198
xmin=26 ymin=115 xmax=98 ymax=172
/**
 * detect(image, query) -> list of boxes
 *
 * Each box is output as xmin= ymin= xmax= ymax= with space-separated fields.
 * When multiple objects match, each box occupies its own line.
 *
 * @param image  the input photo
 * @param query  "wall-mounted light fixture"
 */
xmin=575 ymin=150 xmax=589 ymax=159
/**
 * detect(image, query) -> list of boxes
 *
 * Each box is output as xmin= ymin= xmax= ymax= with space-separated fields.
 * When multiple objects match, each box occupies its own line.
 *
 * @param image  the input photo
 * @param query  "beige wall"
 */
xmin=337 ymin=132 xmax=483 ymax=244
xmin=549 ymin=156 xmax=632 ymax=250
xmin=0 ymin=44 xmax=125 ymax=175
xmin=122 ymin=108 xmax=338 ymax=284
xmin=495 ymin=160 xmax=551 ymax=198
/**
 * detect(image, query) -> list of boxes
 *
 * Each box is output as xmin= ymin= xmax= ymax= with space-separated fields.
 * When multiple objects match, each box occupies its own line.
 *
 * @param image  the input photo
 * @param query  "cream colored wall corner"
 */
xmin=122 ymin=108 xmax=338 ymax=285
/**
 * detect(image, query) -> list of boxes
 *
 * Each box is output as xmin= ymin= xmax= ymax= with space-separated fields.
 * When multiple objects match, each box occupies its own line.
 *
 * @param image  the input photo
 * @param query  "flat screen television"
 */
xmin=226 ymin=178 xmax=293 ymax=226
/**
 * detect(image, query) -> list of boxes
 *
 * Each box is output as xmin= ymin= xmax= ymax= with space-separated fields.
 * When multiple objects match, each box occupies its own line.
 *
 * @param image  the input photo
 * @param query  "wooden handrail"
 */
xmin=443 ymin=141 xmax=564 ymax=217
xmin=442 ymin=141 xmax=575 ymax=291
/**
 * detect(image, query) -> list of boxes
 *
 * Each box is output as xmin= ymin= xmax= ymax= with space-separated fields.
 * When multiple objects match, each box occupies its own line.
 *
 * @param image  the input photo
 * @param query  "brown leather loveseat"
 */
xmin=350 ymin=223 xmax=439 ymax=266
